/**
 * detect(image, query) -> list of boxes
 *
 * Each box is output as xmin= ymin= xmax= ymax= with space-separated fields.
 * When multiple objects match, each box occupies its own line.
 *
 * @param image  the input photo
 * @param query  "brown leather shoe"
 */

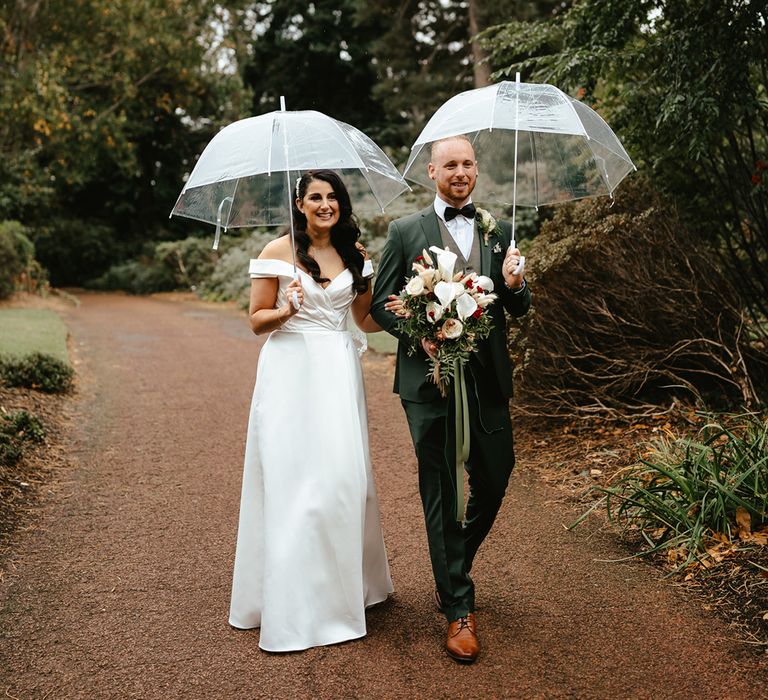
xmin=446 ymin=613 xmax=479 ymax=663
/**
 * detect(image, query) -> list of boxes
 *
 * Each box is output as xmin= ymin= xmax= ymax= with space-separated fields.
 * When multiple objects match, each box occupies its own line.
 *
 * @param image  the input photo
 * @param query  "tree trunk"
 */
xmin=468 ymin=0 xmax=491 ymax=87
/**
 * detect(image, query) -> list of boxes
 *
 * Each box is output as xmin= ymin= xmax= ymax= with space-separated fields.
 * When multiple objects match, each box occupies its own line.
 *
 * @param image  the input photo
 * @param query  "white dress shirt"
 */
xmin=434 ymin=196 xmax=474 ymax=260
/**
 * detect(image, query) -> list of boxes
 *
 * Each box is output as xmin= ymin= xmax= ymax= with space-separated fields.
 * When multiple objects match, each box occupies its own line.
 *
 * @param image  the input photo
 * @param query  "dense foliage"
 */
xmin=482 ymin=0 xmax=768 ymax=323
xmin=0 ymin=221 xmax=45 ymax=299
xmin=227 ymin=1 xmax=558 ymax=151
xmin=2 ymin=1 xmax=565 ymax=284
xmin=509 ymin=178 xmax=767 ymax=416
xmin=0 ymin=0 xmax=247 ymax=284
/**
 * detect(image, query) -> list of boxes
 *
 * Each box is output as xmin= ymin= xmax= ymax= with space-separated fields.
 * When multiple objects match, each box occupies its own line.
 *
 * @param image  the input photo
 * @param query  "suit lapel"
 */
xmin=479 ymin=219 xmax=492 ymax=276
xmin=419 ymin=207 xmax=443 ymax=252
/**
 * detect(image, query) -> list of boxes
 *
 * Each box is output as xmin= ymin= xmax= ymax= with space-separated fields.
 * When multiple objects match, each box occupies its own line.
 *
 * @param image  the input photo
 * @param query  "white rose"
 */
xmin=442 ymin=318 xmax=464 ymax=339
xmin=426 ymin=301 xmax=444 ymax=323
xmin=475 ymin=275 xmax=494 ymax=292
xmin=405 ymin=276 xmax=426 ymax=296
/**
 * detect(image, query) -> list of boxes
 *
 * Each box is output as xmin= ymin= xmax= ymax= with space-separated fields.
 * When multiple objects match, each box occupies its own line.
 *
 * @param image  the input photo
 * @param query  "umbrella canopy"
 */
xmin=403 ymin=77 xmax=635 ymax=210
xmin=170 ymin=106 xmax=409 ymax=247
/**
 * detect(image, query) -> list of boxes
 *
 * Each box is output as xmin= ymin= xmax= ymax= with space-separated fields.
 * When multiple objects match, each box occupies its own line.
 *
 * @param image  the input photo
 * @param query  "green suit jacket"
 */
xmin=371 ymin=205 xmax=532 ymax=403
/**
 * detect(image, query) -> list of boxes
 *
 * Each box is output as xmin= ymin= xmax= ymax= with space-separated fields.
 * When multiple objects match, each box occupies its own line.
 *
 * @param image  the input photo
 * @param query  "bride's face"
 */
xmin=297 ymin=180 xmax=340 ymax=235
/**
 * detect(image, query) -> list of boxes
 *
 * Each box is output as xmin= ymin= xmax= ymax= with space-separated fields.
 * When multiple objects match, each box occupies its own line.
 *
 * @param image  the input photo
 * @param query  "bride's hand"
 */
xmin=355 ymin=241 xmax=370 ymax=260
xmin=282 ymin=278 xmax=304 ymax=318
xmin=385 ymin=294 xmax=410 ymax=318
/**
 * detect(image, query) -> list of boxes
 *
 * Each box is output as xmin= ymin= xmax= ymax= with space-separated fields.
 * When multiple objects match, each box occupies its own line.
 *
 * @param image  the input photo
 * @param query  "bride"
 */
xmin=229 ymin=170 xmax=397 ymax=652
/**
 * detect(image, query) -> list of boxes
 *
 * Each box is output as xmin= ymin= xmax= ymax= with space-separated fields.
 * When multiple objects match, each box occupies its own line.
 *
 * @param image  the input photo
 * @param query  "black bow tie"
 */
xmin=443 ymin=203 xmax=476 ymax=221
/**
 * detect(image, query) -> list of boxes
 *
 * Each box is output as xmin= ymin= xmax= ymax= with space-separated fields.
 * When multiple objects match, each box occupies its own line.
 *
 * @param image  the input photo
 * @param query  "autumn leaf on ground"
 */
xmin=742 ymin=525 xmax=768 ymax=546
xmin=735 ymin=506 xmax=752 ymax=540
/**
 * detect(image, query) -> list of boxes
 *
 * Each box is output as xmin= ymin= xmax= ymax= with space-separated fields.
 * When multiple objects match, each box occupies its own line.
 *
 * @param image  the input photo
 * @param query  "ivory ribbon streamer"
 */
xmin=454 ymin=359 xmax=471 ymax=521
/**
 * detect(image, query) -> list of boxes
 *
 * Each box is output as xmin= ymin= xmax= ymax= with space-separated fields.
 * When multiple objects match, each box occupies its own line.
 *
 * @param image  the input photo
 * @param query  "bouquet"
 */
xmin=395 ymin=245 xmax=497 ymax=397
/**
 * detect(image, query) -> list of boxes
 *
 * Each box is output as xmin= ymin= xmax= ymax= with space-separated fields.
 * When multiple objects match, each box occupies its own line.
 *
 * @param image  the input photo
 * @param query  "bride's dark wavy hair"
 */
xmin=285 ymin=170 xmax=367 ymax=294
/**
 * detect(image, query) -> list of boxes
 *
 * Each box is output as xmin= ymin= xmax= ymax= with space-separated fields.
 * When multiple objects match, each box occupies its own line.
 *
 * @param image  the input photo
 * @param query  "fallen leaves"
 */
xmin=736 ymin=506 xmax=752 ymax=540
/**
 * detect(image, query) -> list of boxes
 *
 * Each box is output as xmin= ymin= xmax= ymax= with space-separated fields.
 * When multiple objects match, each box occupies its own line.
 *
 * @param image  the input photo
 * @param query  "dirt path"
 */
xmin=1 ymin=293 xmax=765 ymax=699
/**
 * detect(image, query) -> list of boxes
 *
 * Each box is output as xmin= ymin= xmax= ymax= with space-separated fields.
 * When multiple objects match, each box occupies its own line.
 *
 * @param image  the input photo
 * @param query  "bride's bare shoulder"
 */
xmin=258 ymin=237 xmax=293 ymax=263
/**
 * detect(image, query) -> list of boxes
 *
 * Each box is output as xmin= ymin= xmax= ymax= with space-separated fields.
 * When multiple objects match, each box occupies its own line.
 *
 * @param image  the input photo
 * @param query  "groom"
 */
xmin=371 ymin=135 xmax=531 ymax=663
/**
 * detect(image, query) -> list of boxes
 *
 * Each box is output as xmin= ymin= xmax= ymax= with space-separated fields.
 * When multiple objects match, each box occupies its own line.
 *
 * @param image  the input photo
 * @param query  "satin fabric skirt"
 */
xmin=229 ymin=328 xmax=393 ymax=652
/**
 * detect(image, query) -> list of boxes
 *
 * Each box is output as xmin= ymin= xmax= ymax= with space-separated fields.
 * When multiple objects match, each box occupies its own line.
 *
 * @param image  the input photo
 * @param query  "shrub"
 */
xmin=509 ymin=178 xmax=767 ymax=417
xmin=0 ymin=353 xmax=74 ymax=393
xmin=579 ymin=414 xmax=768 ymax=571
xmin=0 ymin=220 xmax=37 ymax=299
xmin=87 ymin=258 xmax=177 ymax=295
xmin=4 ymin=410 xmax=46 ymax=443
xmin=32 ymin=219 xmax=123 ymax=287
xmin=0 ymin=434 xmax=22 ymax=467
xmin=89 ymin=234 xmax=238 ymax=295
xmin=201 ymin=231 xmax=277 ymax=307
xmin=154 ymin=237 xmax=219 ymax=289
xmin=0 ymin=409 xmax=46 ymax=468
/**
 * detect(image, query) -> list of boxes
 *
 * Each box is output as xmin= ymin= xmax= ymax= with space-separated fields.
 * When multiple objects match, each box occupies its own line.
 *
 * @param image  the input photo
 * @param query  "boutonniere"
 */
xmin=475 ymin=207 xmax=500 ymax=246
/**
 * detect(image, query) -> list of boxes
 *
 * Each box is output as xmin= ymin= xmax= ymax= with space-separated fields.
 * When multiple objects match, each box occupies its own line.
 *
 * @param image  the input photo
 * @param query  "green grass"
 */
xmin=366 ymin=332 xmax=398 ymax=355
xmin=0 ymin=309 xmax=70 ymax=363
xmin=574 ymin=413 xmax=768 ymax=572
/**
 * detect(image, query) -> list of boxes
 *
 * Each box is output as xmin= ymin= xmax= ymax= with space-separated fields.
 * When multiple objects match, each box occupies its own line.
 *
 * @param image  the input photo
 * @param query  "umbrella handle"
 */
xmin=509 ymin=239 xmax=525 ymax=277
xmin=292 ymin=272 xmax=300 ymax=310
xmin=213 ymin=196 xmax=234 ymax=250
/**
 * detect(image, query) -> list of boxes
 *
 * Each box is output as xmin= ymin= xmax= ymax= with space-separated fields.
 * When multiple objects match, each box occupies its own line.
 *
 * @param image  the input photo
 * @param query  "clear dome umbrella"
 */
xmin=403 ymin=74 xmax=636 ymax=272
xmin=170 ymin=97 xmax=409 ymax=289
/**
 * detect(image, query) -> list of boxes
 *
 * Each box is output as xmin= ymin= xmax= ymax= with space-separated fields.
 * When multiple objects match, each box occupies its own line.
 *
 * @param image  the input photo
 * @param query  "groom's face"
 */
xmin=428 ymin=138 xmax=478 ymax=208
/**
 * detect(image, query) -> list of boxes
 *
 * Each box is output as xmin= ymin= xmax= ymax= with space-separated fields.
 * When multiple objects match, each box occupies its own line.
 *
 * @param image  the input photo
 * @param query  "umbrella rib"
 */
xmin=567 ymin=97 xmax=635 ymax=164
xmin=489 ymin=83 xmax=500 ymax=132
xmin=328 ymin=119 xmax=367 ymax=170
xmin=529 ymin=130 xmax=539 ymax=208
xmin=267 ymin=113 xmax=276 ymax=176
xmin=562 ymin=94 xmax=589 ymax=138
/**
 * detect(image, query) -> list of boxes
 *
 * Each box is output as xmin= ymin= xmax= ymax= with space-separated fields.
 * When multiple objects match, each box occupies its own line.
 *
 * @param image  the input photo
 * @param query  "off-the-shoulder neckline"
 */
xmin=251 ymin=258 xmax=352 ymax=290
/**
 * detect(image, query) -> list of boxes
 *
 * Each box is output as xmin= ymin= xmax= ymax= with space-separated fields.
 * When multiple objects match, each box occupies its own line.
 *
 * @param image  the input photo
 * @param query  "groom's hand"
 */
xmin=503 ymin=247 xmax=525 ymax=289
xmin=421 ymin=338 xmax=438 ymax=358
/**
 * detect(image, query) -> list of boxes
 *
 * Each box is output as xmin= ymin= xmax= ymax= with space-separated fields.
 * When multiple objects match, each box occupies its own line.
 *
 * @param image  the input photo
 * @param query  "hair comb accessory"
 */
xmin=295 ymin=176 xmax=302 ymax=199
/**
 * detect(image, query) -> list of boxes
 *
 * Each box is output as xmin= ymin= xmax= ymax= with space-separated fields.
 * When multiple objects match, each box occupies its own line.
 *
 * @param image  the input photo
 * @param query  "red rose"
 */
xmin=415 ymin=255 xmax=424 ymax=262
xmin=472 ymin=308 xmax=482 ymax=319
xmin=466 ymin=279 xmax=474 ymax=289
xmin=428 ymin=311 xmax=435 ymax=319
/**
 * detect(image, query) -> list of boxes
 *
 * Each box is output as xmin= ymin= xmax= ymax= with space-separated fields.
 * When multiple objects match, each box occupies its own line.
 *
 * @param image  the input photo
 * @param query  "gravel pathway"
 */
xmin=1 ymin=292 xmax=765 ymax=699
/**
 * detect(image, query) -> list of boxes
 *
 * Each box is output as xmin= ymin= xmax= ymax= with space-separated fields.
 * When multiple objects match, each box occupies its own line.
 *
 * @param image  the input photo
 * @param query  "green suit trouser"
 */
xmin=401 ymin=360 xmax=515 ymax=622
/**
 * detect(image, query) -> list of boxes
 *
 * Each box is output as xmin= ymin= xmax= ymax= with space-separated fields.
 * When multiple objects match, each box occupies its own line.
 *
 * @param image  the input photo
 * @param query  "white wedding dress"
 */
xmin=229 ymin=258 xmax=393 ymax=652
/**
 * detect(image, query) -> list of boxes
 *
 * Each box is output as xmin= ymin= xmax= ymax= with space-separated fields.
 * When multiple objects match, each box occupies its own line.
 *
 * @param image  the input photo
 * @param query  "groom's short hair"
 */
xmin=429 ymin=134 xmax=474 ymax=160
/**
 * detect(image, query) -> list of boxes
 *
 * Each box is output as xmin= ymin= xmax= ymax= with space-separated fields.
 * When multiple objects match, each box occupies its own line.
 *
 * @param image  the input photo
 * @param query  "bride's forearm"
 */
xmin=351 ymin=287 xmax=382 ymax=332
xmin=250 ymin=305 xmax=292 ymax=335
xmin=355 ymin=313 xmax=382 ymax=333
